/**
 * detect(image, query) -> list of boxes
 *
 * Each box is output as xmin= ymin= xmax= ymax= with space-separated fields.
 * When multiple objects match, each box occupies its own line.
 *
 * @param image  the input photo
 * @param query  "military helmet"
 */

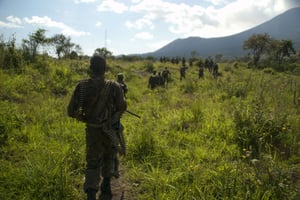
xmin=90 ymin=54 xmax=106 ymax=75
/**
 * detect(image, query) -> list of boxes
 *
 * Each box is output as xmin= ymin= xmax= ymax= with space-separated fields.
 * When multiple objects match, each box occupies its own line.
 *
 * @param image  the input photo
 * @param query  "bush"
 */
xmin=144 ymin=61 xmax=154 ymax=72
xmin=0 ymin=101 xmax=25 ymax=146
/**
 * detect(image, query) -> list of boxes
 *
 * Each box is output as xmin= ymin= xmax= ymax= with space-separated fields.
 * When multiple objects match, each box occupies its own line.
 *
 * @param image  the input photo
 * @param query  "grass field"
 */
xmin=0 ymin=57 xmax=299 ymax=199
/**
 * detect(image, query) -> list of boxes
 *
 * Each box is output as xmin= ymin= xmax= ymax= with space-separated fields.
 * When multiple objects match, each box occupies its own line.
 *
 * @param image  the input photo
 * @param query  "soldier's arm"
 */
xmin=67 ymin=84 xmax=80 ymax=118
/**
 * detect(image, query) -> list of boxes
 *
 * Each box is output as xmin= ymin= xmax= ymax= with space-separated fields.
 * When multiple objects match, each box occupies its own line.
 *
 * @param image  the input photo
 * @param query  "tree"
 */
xmin=51 ymin=34 xmax=75 ymax=59
xmin=51 ymin=34 xmax=65 ymax=59
xmin=94 ymin=47 xmax=112 ymax=58
xmin=270 ymin=39 xmax=296 ymax=70
xmin=69 ymin=51 xmax=78 ymax=59
xmin=22 ymin=29 xmax=47 ymax=60
xmin=190 ymin=50 xmax=198 ymax=59
xmin=74 ymin=44 xmax=83 ymax=57
xmin=243 ymin=33 xmax=271 ymax=66
xmin=0 ymin=34 xmax=23 ymax=72
xmin=215 ymin=54 xmax=223 ymax=62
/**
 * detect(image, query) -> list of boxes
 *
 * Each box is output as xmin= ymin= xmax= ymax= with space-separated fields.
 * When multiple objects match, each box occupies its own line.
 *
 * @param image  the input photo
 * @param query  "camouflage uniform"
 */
xmin=148 ymin=71 xmax=159 ymax=89
xmin=180 ymin=65 xmax=187 ymax=81
xmin=162 ymin=67 xmax=170 ymax=84
xmin=198 ymin=61 xmax=204 ymax=79
xmin=117 ymin=73 xmax=128 ymax=97
xmin=213 ymin=63 xmax=218 ymax=78
xmin=67 ymin=55 xmax=127 ymax=200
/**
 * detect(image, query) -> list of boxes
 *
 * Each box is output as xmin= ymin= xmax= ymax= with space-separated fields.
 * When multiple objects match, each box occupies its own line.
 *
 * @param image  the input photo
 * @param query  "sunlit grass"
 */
xmin=0 ymin=58 xmax=299 ymax=199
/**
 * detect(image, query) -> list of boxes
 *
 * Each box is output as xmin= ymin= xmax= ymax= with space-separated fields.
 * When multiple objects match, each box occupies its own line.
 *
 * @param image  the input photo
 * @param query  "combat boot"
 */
xmin=86 ymin=188 xmax=97 ymax=200
xmin=99 ymin=178 xmax=112 ymax=200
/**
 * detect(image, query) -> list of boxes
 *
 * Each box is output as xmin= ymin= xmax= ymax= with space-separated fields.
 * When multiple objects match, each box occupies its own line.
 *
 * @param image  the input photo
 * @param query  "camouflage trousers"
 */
xmin=83 ymin=125 xmax=119 ymax=192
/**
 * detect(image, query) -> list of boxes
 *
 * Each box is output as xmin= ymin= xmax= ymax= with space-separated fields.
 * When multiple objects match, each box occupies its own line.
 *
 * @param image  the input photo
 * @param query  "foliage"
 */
xmin=244 ymin=33 xmax=297 ymax=70
xmin=243 ymin=33 xmax=272 ymax=67
xmin=0 ymin=35 xmax=23 ymax=72
xmin=22 ymin=29 xmax=48 ymax=61
xmin=94 ymin=47 xmax=113 ymax=58
xmin=50 ymin=34 xmax=75 ymax=59
xmin=269 ymin=39 xmax=296 ymax=71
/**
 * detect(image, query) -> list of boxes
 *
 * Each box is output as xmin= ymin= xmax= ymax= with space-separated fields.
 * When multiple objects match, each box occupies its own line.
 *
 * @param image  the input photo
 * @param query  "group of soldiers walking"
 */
xmin=148 ymin=57 xmax=219 ymax=89
xmin=148 ymin=67 xmax=171 ymax=89
xmin=203 ymin=58 xmax=219 ymax=78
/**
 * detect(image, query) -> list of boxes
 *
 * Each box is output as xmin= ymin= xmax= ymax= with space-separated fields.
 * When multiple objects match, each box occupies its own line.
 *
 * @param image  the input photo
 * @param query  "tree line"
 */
xmin=0 ymin=29 xmax=299 ymax=73
xmin=0 ymin=28 xmax=116 ymax=72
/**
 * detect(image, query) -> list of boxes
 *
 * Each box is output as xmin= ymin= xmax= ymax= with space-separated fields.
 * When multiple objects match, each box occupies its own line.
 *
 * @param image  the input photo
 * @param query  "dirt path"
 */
xmin=110 ymin=167 xmax=128 ymax=200
xmin=96 ymin=163 xmax=136 ymax=200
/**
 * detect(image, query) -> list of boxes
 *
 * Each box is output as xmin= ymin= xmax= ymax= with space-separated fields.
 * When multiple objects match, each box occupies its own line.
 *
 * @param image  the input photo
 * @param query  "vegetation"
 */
xmin=243 ymin=33 xmax=296 ymax=69
xmin=0 ymin=32 xmax=299 ymax=200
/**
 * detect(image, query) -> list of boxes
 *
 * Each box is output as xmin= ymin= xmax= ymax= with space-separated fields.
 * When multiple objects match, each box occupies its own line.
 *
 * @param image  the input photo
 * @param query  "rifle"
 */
xmin=125 ymin=110 xmax=141 ymax=118
xmin=110 ymin=110 xmax=140 ymax=157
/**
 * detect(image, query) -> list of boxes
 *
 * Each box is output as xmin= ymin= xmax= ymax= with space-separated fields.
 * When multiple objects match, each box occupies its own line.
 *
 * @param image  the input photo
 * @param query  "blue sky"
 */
xmin=0 ymin=0 xmax=299 ymax=56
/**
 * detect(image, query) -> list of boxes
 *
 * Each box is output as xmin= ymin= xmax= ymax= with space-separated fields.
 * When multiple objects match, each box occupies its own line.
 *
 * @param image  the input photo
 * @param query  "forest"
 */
xmin=0 ymin=30 xmax=300 ymax=199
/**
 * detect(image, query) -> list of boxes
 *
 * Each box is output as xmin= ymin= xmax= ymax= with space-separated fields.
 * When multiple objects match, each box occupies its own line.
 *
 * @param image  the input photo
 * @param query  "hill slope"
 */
xmin=141 ymin=7 xmax=300 ymax=58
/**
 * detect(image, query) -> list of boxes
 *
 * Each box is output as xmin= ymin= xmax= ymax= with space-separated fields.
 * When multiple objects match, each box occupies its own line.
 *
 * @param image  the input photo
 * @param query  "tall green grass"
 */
xmin=0 ymin=58 xmax=299 ymax=199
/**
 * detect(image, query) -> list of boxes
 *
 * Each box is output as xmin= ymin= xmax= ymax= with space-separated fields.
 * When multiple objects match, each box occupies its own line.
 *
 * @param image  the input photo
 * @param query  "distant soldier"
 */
xmin=162 ymin=67 xmax=171 ymax=87
xmin=198 ymin=61 xmax=204 ymax=79
xmin=117 ymin=73 xmax=128 ymax=97
xmin=189 ymin=58 xmax=193 ymax=67
xmin=204 ymin=58 xmax=209 ymax=71
xmin=180 ymin=64 xmax=187 ymax=81
xmin=213 ymin=62 xmax=219 ymax=78
xmin=148 ymin=71 xmax=159 ymax=89
xmin=209 ymin=59 xmax=214 ymax=73
xmin=181 ymin=57 xmax=186 ymax=66
xmin=157 ymin=72 xmax=164 ymax=86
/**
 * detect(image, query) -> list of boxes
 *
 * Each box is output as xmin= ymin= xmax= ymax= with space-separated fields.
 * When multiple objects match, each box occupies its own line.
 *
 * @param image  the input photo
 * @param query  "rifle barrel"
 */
xmin=125 ymin=110 xmax=141 ymax=118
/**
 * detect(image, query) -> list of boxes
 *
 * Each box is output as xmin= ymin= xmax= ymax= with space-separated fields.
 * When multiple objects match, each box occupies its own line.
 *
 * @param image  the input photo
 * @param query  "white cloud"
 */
xmin=131 ymin=0 xmax=141 ymax=3
xmin=0 ymin=16 xmax=23 ymax=28
xmin=7 ymin=16 xmax=22 ymax=24
xmin=128 ymin=0 xmax=293 ymax=38
xmin=125 ymin=14 xmax=155 ymax=30
xmin=207 ymin=0 xmax=290 ymax=36
xmin=0 ymin=21 xmax=21 ymax=28
xmin=129 ymin=0 xmax=212 ymax=35
xmin=74 ymin=0 xmax=97 ymax=4
xmin=146 ymin=39 xmax=172 ymax=50
xmin=204 ymin=0 xmax=229 ymax=6
xmin=96 ymin=21 xmax=102 ymax=26
xmin=97 ymin=0 xmax=128 ymax=14
xmin=134 ymin=31 xmax=153 ymax=40
xmin=23 ymin=16 xmax=90 ymax=37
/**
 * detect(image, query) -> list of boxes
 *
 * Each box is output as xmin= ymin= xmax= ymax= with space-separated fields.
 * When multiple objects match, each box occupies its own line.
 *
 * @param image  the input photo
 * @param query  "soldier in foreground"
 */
xmin=67 ymin=54 xmax=127 ymax=200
